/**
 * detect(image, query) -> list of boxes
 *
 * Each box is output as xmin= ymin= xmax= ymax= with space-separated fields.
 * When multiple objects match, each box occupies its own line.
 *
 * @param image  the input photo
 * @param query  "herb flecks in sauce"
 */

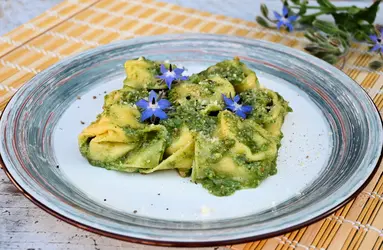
xmin=78 ymin=57 xmax=291 ymax=196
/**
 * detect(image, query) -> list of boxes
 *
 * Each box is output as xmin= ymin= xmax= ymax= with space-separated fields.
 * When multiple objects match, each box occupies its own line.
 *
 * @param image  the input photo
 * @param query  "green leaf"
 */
xmin=354 ymin=0 xmax=381 ymax=24
xmin=312 ymin=20 xmax=339 ymax=35
xmin=322 ymin=54 xmax=339 ymax=65
xmin=291 ymin=0 xmax=300 ymax=4
xmin=256 ymin=16 xmax=271 ymax=28
xmin=312 ymin=20 xmax=350 ymax=41
xmin=369 ymin=61 xmax=383 ymax=70
xmin=298 ymin=4 xmax=307 ymax=16
xmin=304 ymin=44 xmax=324 ymax=54
xmin=353 ymin=29 xmax=371 ymax=41
xmin=317 ymin=0 xmax=336 ymax=10
xmin=304 ymin=31 xmax=318 ymax=42
xmin=353 ymin=32 xmax=366 ymax=41
xmin=299 ymin=15 xmax=316 ymax=25
xmin=304 ymin=29 xmax=328 ymax=43
xmin=332 ymin=13 xmax=359 ymax=32
xmin=260 ymin=4 xmax=269 ymax=18
xmin=304 ymin=44 xmax=336 ymax=57
xmin=339 ymin=36 xmax=350 ymax=48
xmin=332 ymin=1 xmax=380 ymax=34
xmin=347 ymin=6 xmax=360 ymax=15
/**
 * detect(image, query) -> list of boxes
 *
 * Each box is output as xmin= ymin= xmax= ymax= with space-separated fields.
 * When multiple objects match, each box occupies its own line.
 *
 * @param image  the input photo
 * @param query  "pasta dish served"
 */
xmin=78 ymin=57 xmax=291 ymax=196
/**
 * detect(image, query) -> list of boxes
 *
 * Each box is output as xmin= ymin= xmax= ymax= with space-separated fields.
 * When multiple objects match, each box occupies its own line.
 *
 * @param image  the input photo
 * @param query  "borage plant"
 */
xmin=136 ymin=90 xmax=171 ymax=123
xmin=256 ymin=0 xmax=382 ymax=70
xmin=222 ymin=94 xmax=253 ymax=119
xmin=156 ymin=64 xmax=189 ymax=89
xmin=136 ymin=63 xmax=189 ymax=124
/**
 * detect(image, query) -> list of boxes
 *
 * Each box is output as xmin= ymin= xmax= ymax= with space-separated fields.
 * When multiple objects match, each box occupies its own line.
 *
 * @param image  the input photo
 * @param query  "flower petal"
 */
xmin=370 ymin=35 xmax=378 ymax=43
xmin=158 ymin=99 xmax=171 ymax=109
xmin=241 ymin=105 xmax=253 ymax=113
xmin=154 ymin=109 xmax=168 ymax=120
xmin=226 ymin=105 xmax=236 ymax=112
xmin=286 ymin=23 xmax=294 ymax=32
xmin=149 ymin=90 xmax=157 ymax=103
xmin=273 ymin=11 xmax=281 ymax=20
xmin=233 ymin=95 xmax=240 ymax=103
xmin=282 ymin=6 xmax=288 ymax=17
xmin=173 ymin=67 xmax=184 ymax=75
xmin=179 ymin=75 xmax=189 ymax=81
xmin=276 ymin=20 xmax=284 ymax=30
xmin=136 ymin=99 xmax=149 ymax=109
xmin=141 ymin=109 xmax=154 ymax=121
xmin=371 ymin=44 xmax=381 ymax=52
xmin=165 ymin=77 xmax=174 ymax=89
xmin=160 ymin=64 xmax=167 ymax=74
xmin=222 ymin=94 xmax=234 ymax=106
xmin=235 ymin=110 xmax=246 ymax=119
xmin=288 ymin=15 xmax=298 ymax=22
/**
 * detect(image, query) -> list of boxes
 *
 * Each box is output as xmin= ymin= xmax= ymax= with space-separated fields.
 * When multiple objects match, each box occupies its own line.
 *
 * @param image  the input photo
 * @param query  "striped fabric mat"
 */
xmin=1 ymin=0 xmax=383 ymax=249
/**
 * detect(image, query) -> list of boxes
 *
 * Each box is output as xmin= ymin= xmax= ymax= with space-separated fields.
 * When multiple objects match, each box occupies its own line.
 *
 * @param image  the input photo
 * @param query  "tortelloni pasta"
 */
xmin=78 ymin=56 xmax=291 ymax=196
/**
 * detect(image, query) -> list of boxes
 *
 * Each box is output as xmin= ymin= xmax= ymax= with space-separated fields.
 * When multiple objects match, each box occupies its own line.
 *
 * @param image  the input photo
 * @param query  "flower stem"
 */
xmin=301 ymin=11 xmax=328 ymax=18
xmin=339 ymin=55 xmax=347 ymax=70
xmin=150 ymin=115 xmax=155 ymax=124
xmin=290 ymin=6 xmax=352 ymax=11
xmin=157 ymin=90 xmax=165 ymax=100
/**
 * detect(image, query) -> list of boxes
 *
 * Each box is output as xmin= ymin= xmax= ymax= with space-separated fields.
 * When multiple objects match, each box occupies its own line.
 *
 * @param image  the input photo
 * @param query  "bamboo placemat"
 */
xmin=1 ymin=0 xmax=383 ymax=249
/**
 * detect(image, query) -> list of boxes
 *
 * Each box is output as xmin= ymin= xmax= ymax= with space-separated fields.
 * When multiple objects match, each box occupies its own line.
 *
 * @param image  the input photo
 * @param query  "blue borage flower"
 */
xmin=274 ymin=6 xmax=298 ymax=32
xmin=136 ymin=90 xmax=171 ymax=122
xmin=156 ymin=64 xmax=189 ymax=89
xmin=370 ymin=28 xmax=383 ymax=53
xmin=222 ymin=94 xmax=252 ymax=119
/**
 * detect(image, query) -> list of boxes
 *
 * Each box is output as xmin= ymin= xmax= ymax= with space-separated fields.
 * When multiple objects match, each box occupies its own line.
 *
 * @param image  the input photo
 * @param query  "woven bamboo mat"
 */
xmin=1 ymin=0 xmax=383 ymax=249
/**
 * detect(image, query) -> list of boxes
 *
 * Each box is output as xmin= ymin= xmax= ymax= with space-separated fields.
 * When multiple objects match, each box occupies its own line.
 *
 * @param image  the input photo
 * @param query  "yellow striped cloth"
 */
xmin=0 ymin=0 xmax=383 ymax=249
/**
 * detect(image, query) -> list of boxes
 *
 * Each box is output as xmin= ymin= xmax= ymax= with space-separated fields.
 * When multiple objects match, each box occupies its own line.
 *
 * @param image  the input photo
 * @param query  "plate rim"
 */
xmin=1 ymin=33 xmax=382 ymax=247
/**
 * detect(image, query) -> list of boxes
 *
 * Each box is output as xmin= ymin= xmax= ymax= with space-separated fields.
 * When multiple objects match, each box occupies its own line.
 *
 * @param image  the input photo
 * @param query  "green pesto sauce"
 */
xmin=237 ymin=127 xmax=267 ymax=153
xmin=190 ymin=60 xmax=246 ymax=85
xmin=120 ymin=89 xmax=148 ymax=103
xmin=206 ymin=138 xmax=236 ymax=164
xmin=160 ymin=100 xmax=218 ymax=145
xmin=201 ymin=178 xmax=242 ymax=196
xmin=80 ymin=58 xmax=291 ymax=197
xmin=240 ymin=89 xmax=292 ymax=126
xmin=92 ymin=87 xmax=283 ymax=196
xmin=233 ymin=156 xmax=277 ymax=176
xmin=200 ymin=157 xmax=277 ymax=196
xmin=239 ymin=89 xmax=275 ymax=125
xmin=178 ymin=168 xmax=192 ymax=177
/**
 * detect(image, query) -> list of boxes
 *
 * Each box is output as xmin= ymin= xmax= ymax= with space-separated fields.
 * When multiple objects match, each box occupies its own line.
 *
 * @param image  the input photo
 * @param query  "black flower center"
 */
xmin=169 ymin=64 xmax=173 ymax=72
xmin=151 ymin=97 xmax=156 ymax=105
xmin=378 ymin=38 xmax=382 ymax=43
xmin=284 ymin=14 xmax=289 ymax=19
xmin=208 ymin=111 xmax=219 ymax=117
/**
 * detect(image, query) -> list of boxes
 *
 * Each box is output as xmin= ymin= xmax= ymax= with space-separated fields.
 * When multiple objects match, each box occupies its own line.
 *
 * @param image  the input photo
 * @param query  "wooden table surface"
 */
xmin=1 ymin=0 xmax=382 ymax=249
